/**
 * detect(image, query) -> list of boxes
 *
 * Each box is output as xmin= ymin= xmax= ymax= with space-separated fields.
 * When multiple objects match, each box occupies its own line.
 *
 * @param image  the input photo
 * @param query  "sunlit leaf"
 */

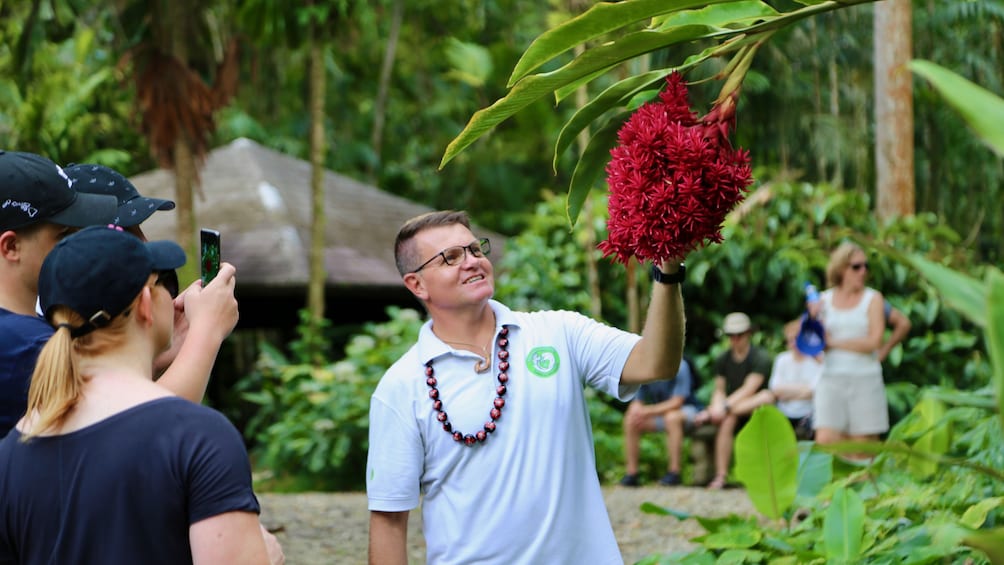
xmin=734 ymin=405 xmax=798 ymax=519
xmin=652 ymin=0 xmax=779 ymax=30
xmin=900 ymin=253 xmax=986 ymax=328
xmin=910 ymin=60 xmax=1004 ymax=158
xmin=442 ymin=24 xmax=729 ymax=169
xmin=986 ymin=269 xmax=1004 ymax=430
xmin=508 ymin=0 xmax=733 ymax=85
xmin=823 ymin=486 xmax=864 ymax=561
xmin=961 ymin=497 xmax=1004 ymax=529
xmin=907 ymin=395 xmax=950 ymax=478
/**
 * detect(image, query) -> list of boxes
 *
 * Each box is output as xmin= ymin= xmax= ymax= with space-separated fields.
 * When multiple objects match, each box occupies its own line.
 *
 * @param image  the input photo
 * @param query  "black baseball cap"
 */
xmin=0 ymin=150 xmax=117 ymax=231
xmin=65 ymin=163 xmax=175 ymax=227
xmin=39 ymin=225 xmax=186 ymax=337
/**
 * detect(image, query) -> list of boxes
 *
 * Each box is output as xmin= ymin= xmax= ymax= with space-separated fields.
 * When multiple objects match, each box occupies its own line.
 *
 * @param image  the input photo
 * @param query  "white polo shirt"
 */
xmin=366 ymin=300 xmax=640 ymax=565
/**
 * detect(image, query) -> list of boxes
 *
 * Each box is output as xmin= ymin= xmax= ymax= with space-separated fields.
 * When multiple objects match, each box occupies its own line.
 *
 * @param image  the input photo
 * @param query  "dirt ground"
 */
xmin=258 ymin=485 xmax=755 ymax=564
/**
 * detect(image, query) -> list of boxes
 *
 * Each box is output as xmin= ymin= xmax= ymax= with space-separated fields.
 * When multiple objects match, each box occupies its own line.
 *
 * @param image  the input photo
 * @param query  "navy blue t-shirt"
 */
xmin=0 ymin=309 xmax=53 ymax=438
xmin=637 ymin=358 xmax=702 ymax=409
xmin=0 ymin=397 xmax=260 ymax=564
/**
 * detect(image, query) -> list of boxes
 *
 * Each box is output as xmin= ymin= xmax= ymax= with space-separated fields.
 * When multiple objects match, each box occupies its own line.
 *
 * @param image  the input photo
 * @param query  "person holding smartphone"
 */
xmin=0 ymin=226 xmax=278 ymax=564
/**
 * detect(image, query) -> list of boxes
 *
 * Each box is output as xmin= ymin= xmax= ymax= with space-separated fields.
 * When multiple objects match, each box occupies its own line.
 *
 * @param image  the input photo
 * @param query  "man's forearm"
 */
xmin=621 ymin=261 xmax=686 ymax=384
xmin=369 ymin=511 xmax=408 ymax=565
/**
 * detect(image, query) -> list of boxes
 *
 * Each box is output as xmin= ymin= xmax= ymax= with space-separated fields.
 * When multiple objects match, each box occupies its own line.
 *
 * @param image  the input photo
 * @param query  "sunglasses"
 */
xmin=849 ymin=262 xmax=869 ymax=272
xmin=155 ymin=270 xmax=180 ymax=299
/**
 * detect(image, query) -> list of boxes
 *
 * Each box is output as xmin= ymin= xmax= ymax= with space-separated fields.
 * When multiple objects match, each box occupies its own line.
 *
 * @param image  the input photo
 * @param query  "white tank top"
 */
xmin=820 ymin=287 xmax=881 ymax=377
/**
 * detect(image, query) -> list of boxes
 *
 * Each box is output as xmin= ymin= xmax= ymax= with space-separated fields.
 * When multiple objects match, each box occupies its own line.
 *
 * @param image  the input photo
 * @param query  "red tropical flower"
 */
xmin=600 ymin=72 xmax=753 ymax=264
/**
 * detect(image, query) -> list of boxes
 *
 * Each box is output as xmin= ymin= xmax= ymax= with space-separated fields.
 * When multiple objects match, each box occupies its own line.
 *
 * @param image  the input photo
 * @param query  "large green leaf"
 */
xmin=508 ymin=0 xmax=734 ymax=85
xmin=734 ymin=405 xmax=798 ymax=519
xmin=900 ymin=253 xmax=987 ymax=328
xmin=987 ymin=269 xmax=1004 ymax=430
xmin=823 ymin=486 xmax=864 ymax=562
xmin=795 ymin=443 xmax=832 ymax=500
xmin=910 ymin=60 xmax=1004 ymax=158
xmin=652 ymin=0 xmax=779 ymax=30
xmin=553 ymin=69 xmax=671 ymax=172
xmin=565 ymin=110 xmax=630 ymax=226
xmin=906 ymin=395 xmax=950 ymax=478
xmin=441 ymin=24 xmax=725 ymax=169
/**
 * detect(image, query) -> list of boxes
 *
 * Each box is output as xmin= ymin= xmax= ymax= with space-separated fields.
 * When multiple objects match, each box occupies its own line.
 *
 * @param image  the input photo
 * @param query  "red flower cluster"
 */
xmin=600 ymin=72 xmax=753 ymax=264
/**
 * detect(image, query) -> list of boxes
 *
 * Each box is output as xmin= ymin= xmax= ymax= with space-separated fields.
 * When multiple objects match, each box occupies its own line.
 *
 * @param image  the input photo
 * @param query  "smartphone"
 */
xmin=200 ymin=228 xmax=221 ymax=286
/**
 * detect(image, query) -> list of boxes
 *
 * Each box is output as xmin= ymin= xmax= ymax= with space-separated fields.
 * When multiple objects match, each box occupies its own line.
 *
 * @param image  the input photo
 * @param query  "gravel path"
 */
xmin=258 ymin=485 xmax=755 ymax=564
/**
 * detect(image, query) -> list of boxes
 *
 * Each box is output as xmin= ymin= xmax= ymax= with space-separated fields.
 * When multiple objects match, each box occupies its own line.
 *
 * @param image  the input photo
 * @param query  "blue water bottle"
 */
xmin=797 ymin=282 xmax=825 ymax=355
xmin=804 ymin=282 xmax=820 ymax=305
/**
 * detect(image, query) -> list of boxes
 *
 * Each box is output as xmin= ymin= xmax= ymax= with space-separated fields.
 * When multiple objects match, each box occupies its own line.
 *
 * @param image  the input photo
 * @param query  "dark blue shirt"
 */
xmin=637 ymin=359 xmax=702 ymax=409
xmin=0 ymin=397 xmax=260 ymax=564
xmin=0 ymin=309 xmax=53 ymax=438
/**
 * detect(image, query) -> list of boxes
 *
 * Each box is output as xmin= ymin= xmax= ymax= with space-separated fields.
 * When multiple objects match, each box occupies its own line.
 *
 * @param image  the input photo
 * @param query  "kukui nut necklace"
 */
xmin=425 ymin=326 xmax=510 ymax=446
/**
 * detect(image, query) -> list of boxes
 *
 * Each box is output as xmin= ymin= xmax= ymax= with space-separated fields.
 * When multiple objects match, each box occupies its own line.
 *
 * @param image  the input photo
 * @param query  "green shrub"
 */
xmin=239 ymin=306 xmax=424 ymax=491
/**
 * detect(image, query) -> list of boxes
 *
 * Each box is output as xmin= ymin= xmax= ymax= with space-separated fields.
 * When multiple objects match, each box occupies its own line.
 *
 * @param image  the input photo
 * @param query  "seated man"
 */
xmin=730 ymin=319 xmax=822 ymax=439
xmin=620 ymin=357 xmax=702 ymax=487
xmin=693 ymin=312 xmax=772 ymax=489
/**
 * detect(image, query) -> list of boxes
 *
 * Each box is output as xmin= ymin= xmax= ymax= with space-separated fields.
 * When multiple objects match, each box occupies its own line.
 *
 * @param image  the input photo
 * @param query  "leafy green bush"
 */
xmin=239 ymin=306 xmax=424 ymax=491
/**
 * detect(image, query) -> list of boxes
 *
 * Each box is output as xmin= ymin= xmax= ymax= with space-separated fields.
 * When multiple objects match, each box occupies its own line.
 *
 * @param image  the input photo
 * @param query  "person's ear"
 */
xmin=135 ymin=286 xmax=155 ymax=327
xmin=0 ymin=230 xmax=21 ymax=261
xmin=402 ymin=272 xmax=429 ymax=301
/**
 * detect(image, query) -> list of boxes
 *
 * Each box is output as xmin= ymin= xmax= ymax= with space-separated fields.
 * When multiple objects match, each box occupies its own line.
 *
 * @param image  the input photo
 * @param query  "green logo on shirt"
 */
xmin=526 ymin=346 xmax=559 ymax=377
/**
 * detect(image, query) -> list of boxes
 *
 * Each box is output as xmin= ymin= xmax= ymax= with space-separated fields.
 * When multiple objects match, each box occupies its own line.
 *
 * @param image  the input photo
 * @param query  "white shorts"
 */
xmin=813 ymin=370 xmax=889 ymax=435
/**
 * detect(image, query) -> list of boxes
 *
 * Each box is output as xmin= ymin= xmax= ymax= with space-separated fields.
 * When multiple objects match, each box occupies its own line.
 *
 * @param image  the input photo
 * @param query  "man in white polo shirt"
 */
xmin=367 ymin=210 xmax=687 ymax=565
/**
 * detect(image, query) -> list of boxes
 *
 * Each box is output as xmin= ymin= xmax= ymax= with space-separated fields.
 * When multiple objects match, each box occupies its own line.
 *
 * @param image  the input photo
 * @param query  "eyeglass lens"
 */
xmin=442 ymin=239 xmax=490 ymax=265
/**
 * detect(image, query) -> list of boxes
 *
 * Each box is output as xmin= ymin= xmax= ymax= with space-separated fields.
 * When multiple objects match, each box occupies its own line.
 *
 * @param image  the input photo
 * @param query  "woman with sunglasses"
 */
xmin=808 ymin=241 xmax=888 ymax=451
xmin=0 ymin=226 xmax=278 ymax=564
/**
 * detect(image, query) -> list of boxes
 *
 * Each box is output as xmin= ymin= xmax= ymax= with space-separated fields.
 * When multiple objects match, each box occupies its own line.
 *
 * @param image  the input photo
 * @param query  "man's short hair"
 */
xmin=394 ymin=210 xmax=471 ymax=275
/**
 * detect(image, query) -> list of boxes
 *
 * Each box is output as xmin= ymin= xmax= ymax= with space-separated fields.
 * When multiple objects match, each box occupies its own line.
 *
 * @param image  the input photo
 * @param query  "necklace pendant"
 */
xmin=474 ymin=358 xmax=490 ymax=373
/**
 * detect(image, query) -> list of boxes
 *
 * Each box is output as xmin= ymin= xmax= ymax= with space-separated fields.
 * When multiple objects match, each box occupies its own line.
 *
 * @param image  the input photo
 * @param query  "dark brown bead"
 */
xmin=484 ymin=421 xmax=496 ymax=433
xmin=493 ymin=397 xmax=505 ymax=409
xmin=498 ymin=338 xmax=508 ymax=348
xmin=476 ymin=430 xmax=487 ymax=442
xmin=496 ymin=385 xmax=507 ymax=396
xmin=499 ymin=361 xmax=509 ymax=372
xmin=500 ymin=327 xmax=509 ymax=336
xmin=464 ymin=434 xmax=476 ymax=446
xmin=429 ymin=389 xmax=439 ymax=399
xmin=453 ymin=431 xmax=463 ymax=442
xmin=436 ymin=412 xmax=448 ymax=422
xmin=490 ymin=408 xmax=501 ymax=420
xmin=498 ymin=350 xmax=509 ymax=360
xmin=425 ymin=366 xmax=434 ymax=376
xmin=426 ymin=377 xmax=437 ymax=387
xmin=433 ymin=400 xmax=443 ymax=411
xmin=498 ymin=373 xmax=508 ymax=383
xmin=443 ymin=422 xmax=453 ymax=432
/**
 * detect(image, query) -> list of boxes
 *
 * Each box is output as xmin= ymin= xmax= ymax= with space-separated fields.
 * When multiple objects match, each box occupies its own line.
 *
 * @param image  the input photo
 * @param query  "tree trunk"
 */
xmin=307 ymin=25 xmax=327 ymax=329
xmin=369 ymin=0 xmax=403 ymax=182
xmin=874 ymin=0 xmax=915 ymax=220
xmin=168 ymin=0 xmax=198 ymax=282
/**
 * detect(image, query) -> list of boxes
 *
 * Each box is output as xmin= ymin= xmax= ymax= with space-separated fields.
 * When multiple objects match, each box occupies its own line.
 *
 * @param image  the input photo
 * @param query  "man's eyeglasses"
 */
xmin=849 ymin=262 xmax=869 ymax=272
xmin=411 ymin=238 xmax=490 ymax=273
xmin=155 ymin=270 xmax=180 ymax=299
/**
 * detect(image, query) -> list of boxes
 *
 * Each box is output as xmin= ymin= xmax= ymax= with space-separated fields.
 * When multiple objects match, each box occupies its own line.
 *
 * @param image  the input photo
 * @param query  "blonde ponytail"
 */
xmin=20 ymin=298 xmax=139 ymax=441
